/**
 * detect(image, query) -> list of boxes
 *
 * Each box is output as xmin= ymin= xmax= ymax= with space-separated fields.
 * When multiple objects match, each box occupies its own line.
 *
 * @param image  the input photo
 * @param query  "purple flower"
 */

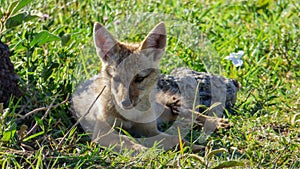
xmin=42 ymin=14 xmax=49 ymax=19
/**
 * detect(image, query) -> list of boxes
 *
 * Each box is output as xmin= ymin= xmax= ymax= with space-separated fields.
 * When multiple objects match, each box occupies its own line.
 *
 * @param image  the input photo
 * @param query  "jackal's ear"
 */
xmin=140 ymin=22 xmax=166 ymax=61
xmin=94 ymin=22 xmax=120 ymax=63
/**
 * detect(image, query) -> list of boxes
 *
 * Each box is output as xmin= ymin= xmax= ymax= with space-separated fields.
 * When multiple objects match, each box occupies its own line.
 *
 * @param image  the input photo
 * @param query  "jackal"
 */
xmin=72 ymin=22 xmax=236 ymax=152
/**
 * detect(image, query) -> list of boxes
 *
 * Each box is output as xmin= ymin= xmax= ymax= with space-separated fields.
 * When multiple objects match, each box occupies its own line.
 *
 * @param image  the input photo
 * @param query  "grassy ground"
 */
xmin=0 ymin=0 xmax=299 ymax=168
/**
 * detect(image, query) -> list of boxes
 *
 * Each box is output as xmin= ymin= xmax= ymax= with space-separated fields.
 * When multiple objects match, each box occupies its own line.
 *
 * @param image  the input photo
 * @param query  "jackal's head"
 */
xmin=94 ymin=22 xmax=166 ymax=110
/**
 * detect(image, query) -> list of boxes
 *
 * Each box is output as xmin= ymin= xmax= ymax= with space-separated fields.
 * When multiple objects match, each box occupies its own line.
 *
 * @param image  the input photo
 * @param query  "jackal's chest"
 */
xmin=100 ymin=101 xmax=135 ymax=130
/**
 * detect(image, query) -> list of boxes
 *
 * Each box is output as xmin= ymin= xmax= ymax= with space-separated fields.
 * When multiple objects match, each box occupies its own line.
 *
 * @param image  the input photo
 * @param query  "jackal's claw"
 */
xmin=166 ymin=96 xmax=181 ymax=115
xmin=216 ymin=118 xmax=230 ymax=130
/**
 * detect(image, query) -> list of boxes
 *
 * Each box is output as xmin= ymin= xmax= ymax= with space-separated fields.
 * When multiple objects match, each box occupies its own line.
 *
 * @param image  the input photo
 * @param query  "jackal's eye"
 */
xmin=134 ymin=69 xmax=154 ymax=83
xmin=134 ymin=76 xmax=145 ymax=83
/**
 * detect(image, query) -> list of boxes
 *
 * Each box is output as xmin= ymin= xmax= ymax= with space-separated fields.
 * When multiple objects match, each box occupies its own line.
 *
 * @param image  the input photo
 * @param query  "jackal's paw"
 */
xmin=124 ymin=144 xmax=148 ymax=156
xmin=166 ymin=96 xmax=181 ymax=115
xmin=132 ymin=143 xmax=147 ymax=151
xmin=127 ymin=143 xmax=148 ymax=155
xmin=195 ymin=116 xmax=231 ymax=131
xmin=215 ymin=118 xmax=230 ymax=130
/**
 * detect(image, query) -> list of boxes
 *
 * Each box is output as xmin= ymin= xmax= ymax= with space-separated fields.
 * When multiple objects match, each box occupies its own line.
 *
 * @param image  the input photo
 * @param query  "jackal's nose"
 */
xmin=121 ymin=99 xmax=132 ymax=109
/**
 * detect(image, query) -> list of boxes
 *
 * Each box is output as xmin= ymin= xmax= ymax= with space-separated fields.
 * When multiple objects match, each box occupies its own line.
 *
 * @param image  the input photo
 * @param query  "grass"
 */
xmin=0 ymin=0 xmax=299 ymax=168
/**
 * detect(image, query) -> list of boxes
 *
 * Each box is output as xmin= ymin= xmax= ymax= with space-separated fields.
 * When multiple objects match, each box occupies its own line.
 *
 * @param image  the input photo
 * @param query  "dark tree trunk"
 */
xmin=0 ymin=41 xmax=21 ymax=107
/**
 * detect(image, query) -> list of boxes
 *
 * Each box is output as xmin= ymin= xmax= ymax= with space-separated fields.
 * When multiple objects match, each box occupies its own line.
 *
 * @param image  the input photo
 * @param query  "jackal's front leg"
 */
xmin=92 ymin=120 xmax=146 ymax=151
xmin=163 ymin=95 xmax=230 ymax=133
xmin=133 ymin=122 xmax=204 ymax=153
